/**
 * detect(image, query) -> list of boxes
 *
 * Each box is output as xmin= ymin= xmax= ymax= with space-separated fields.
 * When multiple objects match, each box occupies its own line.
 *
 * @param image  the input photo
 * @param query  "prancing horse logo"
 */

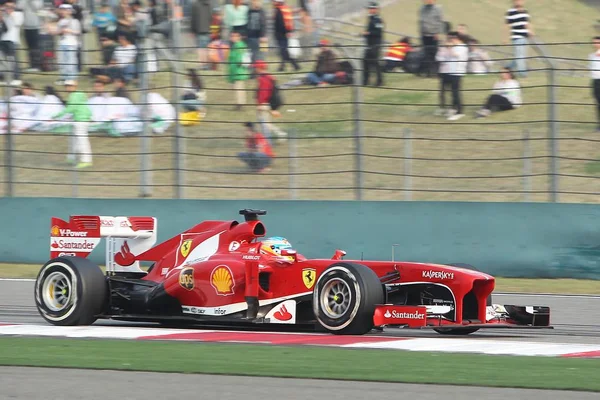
xmin=302 ymin=268 xmax=316 ymax=289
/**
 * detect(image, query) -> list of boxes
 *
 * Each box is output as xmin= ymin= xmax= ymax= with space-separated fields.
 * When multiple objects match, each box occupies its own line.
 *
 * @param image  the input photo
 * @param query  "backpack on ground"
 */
xmin=269 ymin=76 xmax=283 ymax=110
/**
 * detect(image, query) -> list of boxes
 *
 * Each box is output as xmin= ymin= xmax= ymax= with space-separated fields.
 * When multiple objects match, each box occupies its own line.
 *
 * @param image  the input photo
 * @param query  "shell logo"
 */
xmin=51 ymin=225 xmax=60 ymax=237
xmin=210 ymin=265 xmax=235 ymax=296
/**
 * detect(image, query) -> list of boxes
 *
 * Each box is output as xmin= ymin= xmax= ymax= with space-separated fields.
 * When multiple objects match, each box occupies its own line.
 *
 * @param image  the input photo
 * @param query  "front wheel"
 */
xmin=313 ymin=262 xmax=384 ymax=335
xmin=34 ymin=257 xmax=108 ymax=326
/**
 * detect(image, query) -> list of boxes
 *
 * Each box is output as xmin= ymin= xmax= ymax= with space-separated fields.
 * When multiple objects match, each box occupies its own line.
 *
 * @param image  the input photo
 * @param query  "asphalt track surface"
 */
xmin=2 ymin=367 xmax=599 ymax=400
xmin=2 ymin=280 xmax=600 ymax=344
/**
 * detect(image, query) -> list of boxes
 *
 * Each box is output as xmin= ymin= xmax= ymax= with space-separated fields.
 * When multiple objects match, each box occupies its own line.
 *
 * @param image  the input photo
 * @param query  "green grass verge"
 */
xmin=2 ymin=263 xmax=599 ymax=294
xmin=0 ymin=337 xmax=598 ymax=391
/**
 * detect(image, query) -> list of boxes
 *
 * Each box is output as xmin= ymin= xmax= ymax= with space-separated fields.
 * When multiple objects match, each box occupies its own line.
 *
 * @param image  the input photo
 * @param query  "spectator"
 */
xmin=238 ymin=121 xmax=273 ymax=173
xmin=247 ymin=0 xmax=267 ymax=66
xmin=434 ymin=34 xmax=452 ymax=116
xmin=148 ymin=0 xmax=170 ymax=71
xmin=181 ymin=68 xmax=207 ymax=118
xmin=227 ymin=30 xmax=250 ymax=111
xmin=52 ymin=80 xmax=93 ymax=169
xmin=362 ymin=1 xmax=384 ymax=86
xmin=90 ymin=33 xmax=137 ymax=83
xmin=0 ymin=0 xmax=23 ymax=86
xmin=590 ymin=36 xmax=600 ymax=132
xmin=307 ymin=0 xmax=325 ymax=48
xmin=467 ymin=39 xmax=492 ymax=74
xmin=92 ymin=1 xmax=118 ymax=46
xmin=444 ymin=31 xmax=468 ymax=121
xmin=305 ymin=39 xmax=339 ymax=86
xmin=456 ymin=23 xmax=473 ymax=42
xmin=54 ymin=3 xmax=81 ymax=85
xmin=383 ymin=36 xmax=413 ymax=72
xmin=116 ymin=0 xmax=136 ymax=43
xmin=255 ymin=59 xmax=287 ymax=141
xmin=475 ymin=67 xmax=522 ymax=118
xmin=210 ymin=6 xmax=223 ymax=41
xmin=505 ymin=0 xmax=533 ymax=78
xmin=190 ymin=0 xmax=213 ymax=69
xmin=63 ymin=0 xmax=85 ymax=72
xmin=19 ymin=0 xmax=43 ymax=73
xmin=418 ymin=0 xmax=444 ymax=78
xmin=273 ymin=0 xmax=299 ymax=72
xmin=224 ymin=0 xmax=248 ymax=39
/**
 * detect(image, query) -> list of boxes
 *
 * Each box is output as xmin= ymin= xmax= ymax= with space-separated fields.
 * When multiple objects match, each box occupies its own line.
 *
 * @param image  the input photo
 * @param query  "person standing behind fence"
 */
xmin=54 ymin=4 xmax=81 ymax=85
xmin=247 ymin=0 xmax=266 ymax=66
xmin=590 ymin=36 xmax=600 ymax=132
xmin=228 ymin=30 xmax=250 ymax=111
xmin=505 ymin=0 xmax=533 ymax=78
xmin=19 ymin=0 xmax=43 ymax=73
xmin=445 ymin=31 xmax=468 ymax=121
xmin=434 ymin=34 xmax=451 ymax=117
xmin=224 ymin=0 xmax=248 ymax=40
xmin=273 ymin=0 xmax=299 ymax=72
xmin=255 ymin=59 xmax=287 ymax=141
xmin=190 ymin=0 xmax=212 ymax=70
xmin=52 ymin=80 xmax=93 ymax=169
xmin=362 ymin=1 xmax=383 ymax=87
xmin=0 ymin=0 xmax=23 ymax=86
xmin=418 ymin=0 xmax=444 ymax=78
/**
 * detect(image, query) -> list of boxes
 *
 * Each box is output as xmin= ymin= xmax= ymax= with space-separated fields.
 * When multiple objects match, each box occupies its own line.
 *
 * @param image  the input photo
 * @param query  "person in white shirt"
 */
xmin=475 ymin=67 xmax=522 ymax=118
xmin=590 ymin=36 xmax=600 ymax=132
xmin=445 ymin=31 xmax=469 ymax=121
xmin=0 ymin=0 xmax=24 ymax=85
xmin=111 ymin=34 xmax=137 ymax=82
xmin=54 ymin=4 xmax=81 ymax=85
xmin=434 ymin=34 xmax=452 ymax=116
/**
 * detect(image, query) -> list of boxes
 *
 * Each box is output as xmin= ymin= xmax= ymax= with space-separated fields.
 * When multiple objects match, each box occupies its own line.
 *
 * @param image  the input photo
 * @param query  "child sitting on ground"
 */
xmin=238 ymin=122 xmax=273 ymax=173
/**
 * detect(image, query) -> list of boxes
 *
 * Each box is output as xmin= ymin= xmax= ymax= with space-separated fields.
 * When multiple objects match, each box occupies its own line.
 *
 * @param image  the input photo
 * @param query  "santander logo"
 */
xmin=273 ymin=304 xmax=293 ymax=321
xmin=384 ymin=309 xmax=426 ymax=320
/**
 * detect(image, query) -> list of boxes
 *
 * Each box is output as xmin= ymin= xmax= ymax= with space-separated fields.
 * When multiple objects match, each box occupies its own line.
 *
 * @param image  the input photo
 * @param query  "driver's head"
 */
xmin=260 ymin=236 xmax=294 ymax=262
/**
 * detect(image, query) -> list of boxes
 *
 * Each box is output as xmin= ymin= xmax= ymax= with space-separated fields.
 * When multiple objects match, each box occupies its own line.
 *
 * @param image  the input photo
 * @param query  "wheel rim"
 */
xmin=320 ymin=278 xmax=352 ymax=319
xmin=42 ymin=271 xmax=72 ymax=312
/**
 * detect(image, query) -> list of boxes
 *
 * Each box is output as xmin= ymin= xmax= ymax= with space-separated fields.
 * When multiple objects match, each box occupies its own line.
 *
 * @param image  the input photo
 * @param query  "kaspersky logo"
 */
xmin=384 ymin=309 xmax=426 ymax=320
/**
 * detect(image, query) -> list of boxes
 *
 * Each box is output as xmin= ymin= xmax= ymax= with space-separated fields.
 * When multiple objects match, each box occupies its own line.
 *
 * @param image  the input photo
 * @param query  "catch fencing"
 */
xmin=0 ymin=18 xmax=599 ymax=203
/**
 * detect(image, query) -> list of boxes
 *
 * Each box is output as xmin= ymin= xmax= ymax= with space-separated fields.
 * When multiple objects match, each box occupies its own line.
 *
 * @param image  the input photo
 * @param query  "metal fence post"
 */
xmin=139 ymin=34 xmax=152 ymax=198
xmin=523 ymin=129 xmax=531 ymax=202
xmin=171 ymin=0 xmax=184 ymax=199
xmin=548 ymin=65 xmax=559 ymax=202
xmin=288 ymin=130 xmax=298 ymax=200
xmin=351 ymin=47 xmax=363 ymax=201
xmin=404 ymin=128 xmax=412 ymax=201
xmin=4 ymin=84 xmax=13 ymax=197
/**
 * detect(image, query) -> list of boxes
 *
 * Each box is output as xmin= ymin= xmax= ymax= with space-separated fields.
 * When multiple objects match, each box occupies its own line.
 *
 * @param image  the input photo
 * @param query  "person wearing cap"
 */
xmin=255 ymin=60 xmax=287 ymax=141
xmin=51 ymin=80 xmax=93 ymax=169
xmin=362 ymin=1 xmax=384 ymax=86
xmin=238 ymin=121 xmax=274 ymax=173
xmin=305 ymin=39 xmax=339 ymax=86
xmin=54 ymin=3 xmax=82 ymax=85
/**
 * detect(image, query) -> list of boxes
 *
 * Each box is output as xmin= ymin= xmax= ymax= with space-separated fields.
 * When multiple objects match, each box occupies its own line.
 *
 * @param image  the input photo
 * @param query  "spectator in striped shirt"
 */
xmin=590 ymin=36 xmax=600 ymax=132
xmin=505 ymin=0 xmax=534 ymax=78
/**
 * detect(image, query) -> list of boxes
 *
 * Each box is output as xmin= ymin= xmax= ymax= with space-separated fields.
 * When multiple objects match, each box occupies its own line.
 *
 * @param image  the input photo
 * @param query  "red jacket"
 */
xmin=246 ymin=132 xmax=274 ymax=157
xmin=256 ymin=73 xmax=274 ymax=105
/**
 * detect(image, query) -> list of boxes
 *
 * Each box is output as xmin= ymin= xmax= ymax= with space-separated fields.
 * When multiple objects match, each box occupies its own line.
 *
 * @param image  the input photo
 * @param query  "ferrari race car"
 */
xmin=35 ymin=209 xmax=551 ymax=335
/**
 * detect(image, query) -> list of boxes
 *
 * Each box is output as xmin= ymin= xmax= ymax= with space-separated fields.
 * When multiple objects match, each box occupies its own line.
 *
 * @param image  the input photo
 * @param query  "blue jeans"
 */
xmin=196 ymin=34 xmax=210 ymax=48
xmin=238 ymin=152 xmax=271 ymax=171
xmin=306 ymin=72 xmax=336 ymax=85
xmin=58 ymin=44 xmax=78 ymax=81
xmin=509 ymin=37 xmax=528 ymax=77
xmin=247 ymin=37 xmax=263 ymax=64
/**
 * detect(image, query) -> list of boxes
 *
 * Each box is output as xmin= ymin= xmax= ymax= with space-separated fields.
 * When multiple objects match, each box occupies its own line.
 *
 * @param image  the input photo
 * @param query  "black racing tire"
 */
xmin=433 ymin=263 xmax=491 ymax=335
xmin=34 ymin=256 xmax=108 ymax=326
xmin=313 ymin=262 xmax=384 ymax=335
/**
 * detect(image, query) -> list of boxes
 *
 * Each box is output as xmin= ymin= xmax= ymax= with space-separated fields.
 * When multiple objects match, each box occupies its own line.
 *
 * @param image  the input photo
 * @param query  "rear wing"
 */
xmin=50 ymin=215 xmax=157 ymax=274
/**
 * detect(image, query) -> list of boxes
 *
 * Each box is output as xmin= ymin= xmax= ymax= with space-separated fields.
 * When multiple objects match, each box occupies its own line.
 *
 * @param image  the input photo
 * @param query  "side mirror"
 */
xmin=281 ymin=249 xmax=297 ymax=261
xmin=332 ymin=249 xmax=346 ymax=260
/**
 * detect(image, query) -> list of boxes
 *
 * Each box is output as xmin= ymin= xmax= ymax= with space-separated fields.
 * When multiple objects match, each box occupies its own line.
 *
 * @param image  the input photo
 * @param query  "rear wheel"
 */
xmin=34 ymin=257 xmax=108 ymax=326
xmin=433 ymin=263 xmax=490 ymax=336
xmin=313 ymin=262 xmax=384 ymax=335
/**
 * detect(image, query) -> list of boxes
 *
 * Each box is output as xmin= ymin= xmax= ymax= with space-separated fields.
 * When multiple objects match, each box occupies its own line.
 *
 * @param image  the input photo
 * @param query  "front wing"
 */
xmin=373 ymin=304 xmax=552 ymax=330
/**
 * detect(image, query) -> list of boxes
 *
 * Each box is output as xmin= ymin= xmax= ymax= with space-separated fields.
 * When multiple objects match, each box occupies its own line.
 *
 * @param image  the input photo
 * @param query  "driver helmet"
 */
xmin=260 ymin=236 xmax=295 ymax=262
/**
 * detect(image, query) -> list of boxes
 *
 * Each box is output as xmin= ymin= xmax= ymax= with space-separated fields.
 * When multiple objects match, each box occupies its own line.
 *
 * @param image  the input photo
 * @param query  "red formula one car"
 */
xmin=35 ymin=209 xmax=551 ymax=335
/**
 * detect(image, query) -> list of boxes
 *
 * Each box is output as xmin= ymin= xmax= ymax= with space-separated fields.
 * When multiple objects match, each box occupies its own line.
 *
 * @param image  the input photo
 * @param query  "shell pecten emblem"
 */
xmin=210 ymin=265 xmax=235 ymax=296
xmin=51 ymin=225 xmax=60 ymax=237
xmin=180 ymin=239 xmax=193 ymax=258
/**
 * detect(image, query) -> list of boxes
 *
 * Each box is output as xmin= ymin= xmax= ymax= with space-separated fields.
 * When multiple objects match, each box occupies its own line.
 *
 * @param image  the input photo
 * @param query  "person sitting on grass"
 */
xmin=238 ymin=122 xmax=273 ymax=173
xmin=305 ymin=39 xmax=340 ymax=86
xmin=475 ymin=67 xmax=522 ymax=118
xmin=383 ymin=37 xmax=413 ymax=73
xmin=90 ymin=34 xmax=138 ymax=84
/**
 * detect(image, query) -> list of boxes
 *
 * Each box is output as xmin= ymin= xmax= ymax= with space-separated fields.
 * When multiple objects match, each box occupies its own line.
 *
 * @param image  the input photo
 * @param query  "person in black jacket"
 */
xmin=362 ymin=1 xmax=383 ymax=86
xmin=273 ymin=0 xmax=299 ymax=72
xmin=247 ymin=0 xmax=266 ymax=65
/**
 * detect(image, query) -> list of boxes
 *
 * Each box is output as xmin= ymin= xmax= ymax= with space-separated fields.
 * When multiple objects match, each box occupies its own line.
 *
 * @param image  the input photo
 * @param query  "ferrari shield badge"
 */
xmin=302 ymin=268 xmax=316 ymax=289
xmin=179 ymin=268 xmax=194 ymax=291
xmin=180 ymin=239 xmax=193 ymax=258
